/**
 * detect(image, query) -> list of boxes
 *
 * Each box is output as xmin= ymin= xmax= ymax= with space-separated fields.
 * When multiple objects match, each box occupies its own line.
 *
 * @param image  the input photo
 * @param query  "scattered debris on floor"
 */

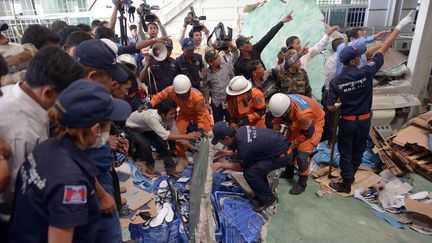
xmin=311 ymin=111 xmax=432 ymax=236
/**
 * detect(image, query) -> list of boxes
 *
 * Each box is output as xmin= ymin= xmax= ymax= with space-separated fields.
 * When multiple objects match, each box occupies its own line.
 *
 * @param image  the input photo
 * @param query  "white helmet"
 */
xmin=100 ymin=38 xmax=118 ymax=55
xmin=269 ymin=93 xmax=291 ymax=117
xmin=226 ymin=76 xmax=252 ymax=96
xmin=117 ymin=54 xmax=137 ymax=69
xmin=173 ymin=74 xmax=192 ymax=94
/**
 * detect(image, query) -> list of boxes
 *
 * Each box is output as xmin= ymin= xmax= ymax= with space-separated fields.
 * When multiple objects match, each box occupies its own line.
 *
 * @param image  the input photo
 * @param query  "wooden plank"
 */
xmin=370 ymin=129 xmax=405 ymax=175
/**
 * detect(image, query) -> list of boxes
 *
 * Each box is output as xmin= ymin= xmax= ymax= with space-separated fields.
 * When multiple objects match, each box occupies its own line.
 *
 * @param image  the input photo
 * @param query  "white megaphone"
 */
xmin=143 ymin=43 xmax=167 ymax=61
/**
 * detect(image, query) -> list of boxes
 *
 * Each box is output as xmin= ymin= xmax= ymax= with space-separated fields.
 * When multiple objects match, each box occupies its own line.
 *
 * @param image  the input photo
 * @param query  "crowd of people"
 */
xmin=0 ymin=1 xmax=414 ymax=242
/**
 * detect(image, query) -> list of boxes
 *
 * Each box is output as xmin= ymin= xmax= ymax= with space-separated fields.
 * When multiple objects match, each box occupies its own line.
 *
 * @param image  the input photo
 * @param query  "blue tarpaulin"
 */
xmin=312 ymin=141 xmax=382 ymax=168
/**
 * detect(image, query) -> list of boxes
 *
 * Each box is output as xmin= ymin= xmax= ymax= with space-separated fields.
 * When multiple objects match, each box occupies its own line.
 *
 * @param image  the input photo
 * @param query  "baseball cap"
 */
xmin=181 ymin=38 xmax=195 ymax=51
xmin=205 ymin=48 xmax=219 ymax=62
xmin=0 ymin=23 xmax=8 ymax=32
xmin=76 ymin=39 xmax=128 ymax=82
xmin=235 ymin=35 xmax=252 ymax=48
xmin=165 ymin=38 xmax=173 ymax=49
xmin=211 ymin=121 xmax=234 ymax=145
xmin=54 ymin=80 xmax=131 ymax=128
xmin=339 ymin=45 xmax=367 ymax=65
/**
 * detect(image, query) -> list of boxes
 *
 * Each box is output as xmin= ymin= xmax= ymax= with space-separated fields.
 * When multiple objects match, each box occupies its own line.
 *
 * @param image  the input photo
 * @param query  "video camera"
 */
xmin=208 ymin=22 xmax=233 ymax=51
xmin=114 ymin=0 xmax=135 ymax=15
xmin=184 ymin=6 xmax=206 ymax=31
xmin=136 ymin=0 xmax=160 ymax=32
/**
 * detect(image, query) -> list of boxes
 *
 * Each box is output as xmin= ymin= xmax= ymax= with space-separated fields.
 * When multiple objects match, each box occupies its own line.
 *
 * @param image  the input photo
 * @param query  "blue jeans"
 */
xmin=337 ymin=118 xmax=371 ymax=179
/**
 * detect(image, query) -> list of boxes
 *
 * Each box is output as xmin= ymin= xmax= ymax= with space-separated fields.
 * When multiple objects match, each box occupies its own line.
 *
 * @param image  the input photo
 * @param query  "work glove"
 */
xmin=237 ymin=117 xmax=249 ymax=127
xmin=396 ymin=10 xmax=414 ymax=30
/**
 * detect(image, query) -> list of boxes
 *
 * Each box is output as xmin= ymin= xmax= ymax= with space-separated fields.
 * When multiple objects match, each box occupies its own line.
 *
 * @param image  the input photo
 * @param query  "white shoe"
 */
xmin=164 ymin=202 xmax=174 ymax=223
xmin=149 ymin=206 xmax=169 ymax=227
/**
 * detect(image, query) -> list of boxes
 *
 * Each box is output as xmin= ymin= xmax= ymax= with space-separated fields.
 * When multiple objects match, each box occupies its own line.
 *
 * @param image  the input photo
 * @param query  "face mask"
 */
xmin=90 ymin=131 xmax=110 ymax=149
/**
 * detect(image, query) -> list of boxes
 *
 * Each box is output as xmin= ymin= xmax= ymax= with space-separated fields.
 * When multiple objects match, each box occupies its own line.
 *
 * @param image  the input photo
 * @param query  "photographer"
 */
xmin=234 ymin=12 xmax=294 ymax=80
xmin=219 ymin=40 xmax=239 ymax=68
xmin=180 ymin=14 xmax=211 ymax=65
xmin=137 ymin=14 xmax=168 ymax=40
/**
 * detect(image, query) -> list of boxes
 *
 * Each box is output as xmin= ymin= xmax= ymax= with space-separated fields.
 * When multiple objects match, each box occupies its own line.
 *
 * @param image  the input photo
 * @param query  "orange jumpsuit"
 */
xmin=149 ymin=86 xmax=213 ymax=155
xmin=226 ymin=87 xmax=266 ymax=128
xmin=274 ymin=94 xmax=325 ymax=176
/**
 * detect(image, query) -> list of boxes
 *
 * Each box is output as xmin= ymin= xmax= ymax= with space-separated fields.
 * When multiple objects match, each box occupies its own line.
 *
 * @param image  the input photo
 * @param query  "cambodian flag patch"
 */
xmin=63 ymin=185 xmax=87 ymax=204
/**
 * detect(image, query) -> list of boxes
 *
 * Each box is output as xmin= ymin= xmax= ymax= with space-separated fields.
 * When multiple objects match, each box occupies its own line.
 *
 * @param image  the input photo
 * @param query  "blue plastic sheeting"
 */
xmin=213 ymin=191 xmax=265 ymax=243
xmin=128 ymin=160 xmax=154 ymax=191
xmin=129 ymin=218 xmax=181 ymax=243
xmin=372 ymin=211 xmax=405 ymax=229
xmin=241 ymin=0 xmax=327 ymax=98
xmin=312 ymin=141 xmax=382 ymax=168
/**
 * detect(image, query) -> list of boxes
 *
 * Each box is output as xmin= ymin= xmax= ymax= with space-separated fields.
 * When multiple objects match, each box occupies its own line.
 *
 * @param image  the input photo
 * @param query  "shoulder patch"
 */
xmin=63 ymin=185 xmax=87 ymax=204
xmin=367 ymin=61 xmax=376 ymax=67
xmin=256 ymin=96 xmax=263 ymax=105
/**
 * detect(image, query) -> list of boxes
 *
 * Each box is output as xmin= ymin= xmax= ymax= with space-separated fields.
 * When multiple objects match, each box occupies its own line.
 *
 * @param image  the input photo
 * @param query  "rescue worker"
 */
xmin=327 ymin=12 xmax=413 ymax=193
xmin=212 ymin=121 xmax=293 ymax=211
xmin=226 ymin=76 xmax=266 ymax=128
xmin=269 ymin=93 xmax=325 ymax=195
xmin=144 ymin=74 xmax=213 ymax=156
xmin=8 ymin=80 xmax=131 ymax=243
xmin=276 ymin=50 xmax=312 ymax=97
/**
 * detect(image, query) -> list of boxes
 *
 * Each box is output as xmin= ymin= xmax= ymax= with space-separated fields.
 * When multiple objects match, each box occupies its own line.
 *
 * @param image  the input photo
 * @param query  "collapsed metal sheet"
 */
xmin=241 ymin=0 xmax=326 ymax=98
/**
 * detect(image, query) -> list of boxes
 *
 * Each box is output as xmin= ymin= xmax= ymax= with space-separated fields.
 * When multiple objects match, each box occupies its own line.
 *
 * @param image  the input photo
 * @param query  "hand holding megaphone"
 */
xmin=143 ymin=41 xmax=168 ymax=61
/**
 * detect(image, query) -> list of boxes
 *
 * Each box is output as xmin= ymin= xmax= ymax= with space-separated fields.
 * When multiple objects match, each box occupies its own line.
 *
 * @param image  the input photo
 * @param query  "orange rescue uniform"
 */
xmin=226 ymin=87 xmax=266 ymax=128
xmin=149 ymin=86 xmax=213 ymax=155
xmin=274 ymin=94 xmax=325 ymax=152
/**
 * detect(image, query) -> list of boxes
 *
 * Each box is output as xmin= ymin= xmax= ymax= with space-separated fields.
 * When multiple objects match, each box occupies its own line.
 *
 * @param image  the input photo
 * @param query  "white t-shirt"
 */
xmin=0 ymin=82 xmax=48 ymax=221
xmin=126 ymin=109 xmax=178 ymax=140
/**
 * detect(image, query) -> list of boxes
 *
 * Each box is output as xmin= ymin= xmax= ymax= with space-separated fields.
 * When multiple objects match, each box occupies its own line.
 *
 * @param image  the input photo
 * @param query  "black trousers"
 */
xmin=243 ymin=154 xmax=291 ymax=203
xmin=211 ymin=102 xmax=230 ymax=123
xmin=321 ymin=88 xmax=336 ymax=143
xmin=128 ymin=128 xmax=175 ymax=170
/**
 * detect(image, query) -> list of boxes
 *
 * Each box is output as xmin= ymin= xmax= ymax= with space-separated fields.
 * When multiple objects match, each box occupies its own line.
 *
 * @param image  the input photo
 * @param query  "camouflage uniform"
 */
xmin=276 ymin=68 xmax=312 ymax=97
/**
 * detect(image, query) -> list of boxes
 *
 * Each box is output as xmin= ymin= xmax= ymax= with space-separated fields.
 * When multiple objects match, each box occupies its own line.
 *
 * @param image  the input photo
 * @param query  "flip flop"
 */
xmin=164 ymin=202 xmax=174 ymax=223
xmin=149 ymin=206 xmax=169 ymax=227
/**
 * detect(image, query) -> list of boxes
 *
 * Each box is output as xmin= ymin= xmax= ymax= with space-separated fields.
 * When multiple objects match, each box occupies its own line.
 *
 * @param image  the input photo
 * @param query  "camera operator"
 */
xmin=234 ymin=12 xmax=294 ymax=80
xmin=180 ymin=15 xmax=211 ymax=66
xmin=137 ymin=14 xmax=168 ymax=40
xmin=219 ymin=40 xmax=239 ymax=68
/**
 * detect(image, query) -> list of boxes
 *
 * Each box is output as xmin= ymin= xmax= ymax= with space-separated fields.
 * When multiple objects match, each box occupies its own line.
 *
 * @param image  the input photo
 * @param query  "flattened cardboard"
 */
xmin=392 ymin=125 xmax=430 ymax=150
xmin=316 ymin=169 xmax=382 ymax=197
xmin=405 ymin=199 xmax=432 ymax=219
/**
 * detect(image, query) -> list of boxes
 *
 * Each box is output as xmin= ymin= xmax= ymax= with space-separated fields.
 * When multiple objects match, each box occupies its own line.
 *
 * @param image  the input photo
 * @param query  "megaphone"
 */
xmin=143 ymin=42 xmax=167 ymax=61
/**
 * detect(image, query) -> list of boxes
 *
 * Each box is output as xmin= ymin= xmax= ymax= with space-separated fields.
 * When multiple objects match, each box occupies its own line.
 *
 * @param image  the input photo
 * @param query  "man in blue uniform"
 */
xmin=327 ymin=13 xmax=413 ymax=193
xmin=212 ymin=121 xmax=293 ymax=211
xmin=8 ymin=80 xmax=131 ymax=243
xmin=175 ymin=38 xmax=205 ymax=90
xmin=140 ymin=39 xmax=176 ymax=96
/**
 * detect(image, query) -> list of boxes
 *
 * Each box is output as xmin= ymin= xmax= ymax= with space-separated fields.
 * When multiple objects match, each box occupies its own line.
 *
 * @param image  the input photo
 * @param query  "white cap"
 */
xmin=173 ymin=74 xmax=192 ymax=94
xmin=269 ymin=93 xmax=291 ymax=117
xmin=226 ymin=76 xmax=252 ymax=96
